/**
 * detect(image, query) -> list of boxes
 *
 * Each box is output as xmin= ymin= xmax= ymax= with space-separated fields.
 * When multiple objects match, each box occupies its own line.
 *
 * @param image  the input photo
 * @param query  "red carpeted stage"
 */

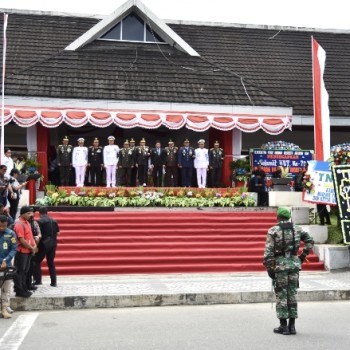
xmin=41 ymin=210 xmax=324 ymax=275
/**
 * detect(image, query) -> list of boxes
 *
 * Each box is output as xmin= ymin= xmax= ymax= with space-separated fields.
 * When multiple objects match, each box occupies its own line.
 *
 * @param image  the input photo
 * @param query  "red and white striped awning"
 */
xmin=3 ymin=106 xmax=292 ymax=135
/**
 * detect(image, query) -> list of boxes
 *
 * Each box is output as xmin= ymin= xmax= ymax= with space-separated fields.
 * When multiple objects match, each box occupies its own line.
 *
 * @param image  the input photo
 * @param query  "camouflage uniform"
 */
xmin=263 ymin=221 xmax=314 ymax=319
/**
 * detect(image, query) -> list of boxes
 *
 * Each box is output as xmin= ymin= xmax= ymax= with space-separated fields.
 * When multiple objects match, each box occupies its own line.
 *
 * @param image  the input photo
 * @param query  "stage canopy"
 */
xmin=3 ymin=106 xmax=292 ymax=135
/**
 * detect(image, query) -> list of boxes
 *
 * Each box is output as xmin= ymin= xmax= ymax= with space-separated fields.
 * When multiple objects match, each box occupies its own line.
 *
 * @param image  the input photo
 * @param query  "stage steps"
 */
xmin=42 ymin=211 xmax=324 ymax=275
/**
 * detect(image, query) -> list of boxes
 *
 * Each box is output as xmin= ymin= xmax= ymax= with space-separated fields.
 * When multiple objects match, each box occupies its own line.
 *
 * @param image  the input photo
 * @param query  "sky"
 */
xmin=0 ymin=0 xmax=349 ymax=30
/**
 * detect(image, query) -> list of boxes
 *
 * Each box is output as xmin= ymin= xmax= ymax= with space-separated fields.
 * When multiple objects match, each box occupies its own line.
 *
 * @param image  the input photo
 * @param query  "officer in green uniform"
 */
xmin=263 ymin=207 xmax=314 ymax=335
xmin=129 ymin=138 xmax=137 ymax=186
xmin=209 ymin=140 xmax=225 ymax=187
xmin=164 ymin=139 xmax=178 ymax=187
xmin=56 ymin=136 xmax=72 ymax=186
xmin=118 ymin=140 xmax=135 ymax=186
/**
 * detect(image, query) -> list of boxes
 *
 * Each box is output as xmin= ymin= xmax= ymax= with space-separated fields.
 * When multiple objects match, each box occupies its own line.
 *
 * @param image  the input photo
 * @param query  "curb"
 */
xmin=11 ymin=290 xmax=350 ymax=311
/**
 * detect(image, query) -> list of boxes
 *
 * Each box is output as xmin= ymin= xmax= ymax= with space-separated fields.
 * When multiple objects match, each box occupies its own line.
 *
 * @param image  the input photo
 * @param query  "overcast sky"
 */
xmin=1 ymin=0 xmax=349 ymax=30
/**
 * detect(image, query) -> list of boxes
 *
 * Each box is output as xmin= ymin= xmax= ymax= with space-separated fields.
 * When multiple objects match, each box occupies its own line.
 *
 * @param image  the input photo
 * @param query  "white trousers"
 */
xmin=75 ymin=166 xmax=85 ymax=187
xmin=196 ymin=168 xmax=207 ymax=188
xmin=106 ymin=165 xmax=117 ymax=187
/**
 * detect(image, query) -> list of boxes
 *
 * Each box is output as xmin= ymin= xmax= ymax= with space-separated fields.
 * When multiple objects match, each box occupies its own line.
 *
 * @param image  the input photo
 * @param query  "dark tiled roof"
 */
xmin=1 ymin=12 xmax=350 ymax=116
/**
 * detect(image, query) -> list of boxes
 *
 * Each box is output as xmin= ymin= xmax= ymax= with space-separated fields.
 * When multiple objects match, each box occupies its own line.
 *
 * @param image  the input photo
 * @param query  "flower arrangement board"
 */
xmin=331 ymin=165 xmax=350 ymax=244
xmin=302 ymin=160 xmax=336 ymax=205
xmin=250 ymin=148 xmax=313 ymax=176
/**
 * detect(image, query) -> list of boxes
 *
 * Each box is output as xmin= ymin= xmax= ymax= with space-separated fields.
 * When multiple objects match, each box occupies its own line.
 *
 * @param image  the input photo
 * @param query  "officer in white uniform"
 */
xmin=72 ymin=138 xmax=88 ymax=187
xmin=103 ymin=136 xmax=120 ymax=187
xmin=194 ymin=139 xmax=209 ymax=188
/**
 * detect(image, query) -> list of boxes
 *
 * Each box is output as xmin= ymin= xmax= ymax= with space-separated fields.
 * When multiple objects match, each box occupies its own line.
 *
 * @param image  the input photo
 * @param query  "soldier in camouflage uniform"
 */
xmin=263 ymin=207 xmax=314 ymax=335
xmin=118 ymin=140 xmax=135 ymax=186
xmin=56 ymin=136 xmax=72 ymax=186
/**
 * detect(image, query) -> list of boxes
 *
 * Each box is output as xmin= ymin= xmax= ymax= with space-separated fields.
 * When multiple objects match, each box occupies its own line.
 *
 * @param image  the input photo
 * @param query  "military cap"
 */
xmin=168 ymin=139 xmax=174 ymax=144
xmin=130 ymin=138 xmax=135 ymax=143
xmin=214 ymin=140 xmax=220 ymax=146
xmin=198 ymin=139 xmax=205 ymax=144
xmin=277 ymin=207 xmax=291 ymax=219
xmin=93 ymin=138 xmax=99 ymax=142
xmin=140 ymin=138 xmax=146 ymax=143
xmin=77 ymin=138 xmax=85 ymax=142
xmin=107 ymin=136 xmax=115 ymax=141
xmin=63 ymin=136 xmax=69 ymax=141
xmin=124 ymin=139 xmax=129 ymax=144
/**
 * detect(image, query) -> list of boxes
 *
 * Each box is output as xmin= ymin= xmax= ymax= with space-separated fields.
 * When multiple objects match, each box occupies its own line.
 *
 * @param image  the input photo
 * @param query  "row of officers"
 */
xmin=57 ymin=136 xmax=225 ymax=188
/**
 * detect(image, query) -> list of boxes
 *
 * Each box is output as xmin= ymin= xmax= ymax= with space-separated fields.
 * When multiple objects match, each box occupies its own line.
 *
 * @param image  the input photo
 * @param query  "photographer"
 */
xmin=0 ymin=214 xmax=17 ymax=319
xmin=8 ymin=169 xmax=28 ymax=220
xmin=0 ymin=165 xmax=15 ymax=207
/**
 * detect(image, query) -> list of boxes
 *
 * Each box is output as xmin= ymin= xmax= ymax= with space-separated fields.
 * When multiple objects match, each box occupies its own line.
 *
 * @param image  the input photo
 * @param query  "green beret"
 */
xmin=277 ymin=207 xmax=291 ymax=219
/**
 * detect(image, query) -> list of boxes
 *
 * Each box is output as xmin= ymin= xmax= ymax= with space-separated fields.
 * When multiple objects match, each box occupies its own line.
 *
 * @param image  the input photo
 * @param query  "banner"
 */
xmin=332 ymin=165 xmax=350 ymax=244
xmin=250 ymin=149 xmax=313 ymax=176
xmin=303 ymin=160 xmax=336 ymax=205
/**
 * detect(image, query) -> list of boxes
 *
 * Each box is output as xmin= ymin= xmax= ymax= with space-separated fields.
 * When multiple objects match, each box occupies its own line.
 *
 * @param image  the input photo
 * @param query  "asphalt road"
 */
xmin=1 ymin=301 xmax=350 ymax=350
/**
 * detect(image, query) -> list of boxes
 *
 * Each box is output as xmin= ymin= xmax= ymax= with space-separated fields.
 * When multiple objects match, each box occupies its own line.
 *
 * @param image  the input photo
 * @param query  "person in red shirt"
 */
xmin=13 ymin=206 xmax=36 ymax=298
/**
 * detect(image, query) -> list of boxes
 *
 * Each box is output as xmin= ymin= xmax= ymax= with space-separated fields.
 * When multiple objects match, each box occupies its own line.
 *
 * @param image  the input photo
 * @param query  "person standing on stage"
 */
xmin=72 ymin=138 xmax=88 ymax=187
xmin=150 ymin=141 xmax=166 ymax=187
xmin=57 ymin=136 xmax=73 ymax=186
xmin=118 ymin=140 xmax=135 ymax=186
xmin=194 ymin=139 xmax=209 ymax=188
xmin=129 ymin=138 xmax=137 ymax=186
xmin=88 ymin=138 xmax=103 ymax=186
xmin=103 ymin=136 xmax=119 ymax=188
xmin=136 ymin=138 xmax=150 ymax=186
xmin=178 ymin=138 xmax=195 ymax=187
xmin=164 ymin=140 xmax=178 ymax=187
xmin=209 ymin=141 xmax=225 ymax=187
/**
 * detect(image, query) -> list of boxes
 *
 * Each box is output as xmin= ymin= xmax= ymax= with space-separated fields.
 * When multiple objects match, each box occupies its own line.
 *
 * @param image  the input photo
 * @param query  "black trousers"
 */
xmin=59 ymin=166 xmax=70 ymax=186
xmin=14 ymin=252 xmax=32 ymax=292
xmin=119 ymin=167 xmax=132 ymax=186
xmin=8 ymin=196 xmax=20 ymax=220
xmin=317 ymin=204 xmax=331 ymax=225
xmin=89 ymin=166 xmax=102 ymax=186
xmin=152 ymin=165 xmax=163 ymax=187
xmin=210 ymin=167 xmax=222 ymax=187
xmin=165 ymin=166 xmax=178 ymax=187
xmin=34 ymin=244 xmax=57 ymax=285
xmin=181 ymin=167 xmax=193 ymax=187
xmin=137 ymin=165 xmax=148 ymax=185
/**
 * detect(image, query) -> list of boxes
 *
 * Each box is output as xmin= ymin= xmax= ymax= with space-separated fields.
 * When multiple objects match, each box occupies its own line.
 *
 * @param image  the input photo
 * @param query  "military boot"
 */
xmin=1 ymin=308 xmax=12 ymax=319
xmin=289 ymin=318 xmax=296 ymax=335
xmin=273 ymin=319 xmax=290 ymax=335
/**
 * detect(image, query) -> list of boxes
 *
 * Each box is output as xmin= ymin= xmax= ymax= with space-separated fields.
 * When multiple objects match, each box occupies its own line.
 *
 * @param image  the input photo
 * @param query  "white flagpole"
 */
xmin=1 ymin=13 xmax=8 ymax=164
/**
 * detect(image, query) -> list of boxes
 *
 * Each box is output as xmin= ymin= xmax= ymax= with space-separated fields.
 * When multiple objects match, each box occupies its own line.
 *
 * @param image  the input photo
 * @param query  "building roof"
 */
xmin=1 ymin=9 xmax=350 ymax=117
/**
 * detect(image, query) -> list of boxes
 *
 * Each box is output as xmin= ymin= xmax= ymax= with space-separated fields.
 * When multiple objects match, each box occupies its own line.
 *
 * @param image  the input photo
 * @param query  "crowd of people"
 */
xmin=0 ymin=205 xmax=59 ymax=319
xmin=55 ymin=136 xmax=226 ymax=188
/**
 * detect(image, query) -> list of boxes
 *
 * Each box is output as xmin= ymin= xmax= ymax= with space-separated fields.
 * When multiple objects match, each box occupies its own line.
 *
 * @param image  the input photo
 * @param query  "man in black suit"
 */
xmin=150 ymin=141 xmax=166 ymax=187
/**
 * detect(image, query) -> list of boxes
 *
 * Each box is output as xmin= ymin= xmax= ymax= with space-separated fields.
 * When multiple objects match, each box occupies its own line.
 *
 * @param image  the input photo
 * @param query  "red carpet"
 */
xmin=42 ymin=211 xmax=324 ymax=275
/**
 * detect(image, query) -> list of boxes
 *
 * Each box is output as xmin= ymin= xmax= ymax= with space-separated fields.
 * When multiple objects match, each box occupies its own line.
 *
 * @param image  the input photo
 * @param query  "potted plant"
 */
xmin=229 ymin=158 xmax=250 ymax=187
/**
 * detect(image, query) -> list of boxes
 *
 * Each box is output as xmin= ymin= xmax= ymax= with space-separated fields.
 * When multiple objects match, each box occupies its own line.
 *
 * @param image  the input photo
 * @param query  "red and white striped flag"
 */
xmin=312 ymin=37 xmax=330 ymax=161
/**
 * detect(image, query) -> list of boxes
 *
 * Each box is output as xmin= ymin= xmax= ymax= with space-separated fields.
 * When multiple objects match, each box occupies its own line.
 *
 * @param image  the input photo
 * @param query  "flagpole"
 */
xmin=1 ymin=13 xmax=8 ymax=164
xmin=311 ymin=36 xmax=316 ymax=160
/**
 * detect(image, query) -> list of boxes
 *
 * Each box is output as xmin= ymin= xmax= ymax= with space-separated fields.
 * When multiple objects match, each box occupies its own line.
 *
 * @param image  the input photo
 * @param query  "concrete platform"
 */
xmin=11 ymin=270 xmax=350 ymax=311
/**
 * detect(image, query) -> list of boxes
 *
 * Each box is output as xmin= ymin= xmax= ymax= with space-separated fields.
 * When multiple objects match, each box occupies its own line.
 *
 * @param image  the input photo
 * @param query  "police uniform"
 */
xmin=0 ymin=218 xmax=17 ymax=318
xmin=178 ymin=139 xmax=195 ymax=187
xmin=263 ymin=207 xmax=314 ymax=335
xmin=118 ymin=140 xmax=135 ymax=186
xmin=194 ymin=140 xmax=209 ymax=188
xmin=150 ymin=144 xmax=166 ymax=187
xmin=88 ymin=138 xmax=103 ymax=186
xmin=136 ymin=139 xmax=150 ymax=186
xmin=72 ymin=138 xmax=88 ymax=187
xmin=56 ymin=137 xmax=72 ymax=186
xmin=103 ymin=136 xmax=120 ymax=187
xmin=164 ymin=140 xmax=178 ymax=187
xmin=209 ymin=142 xmax=225 ymax=187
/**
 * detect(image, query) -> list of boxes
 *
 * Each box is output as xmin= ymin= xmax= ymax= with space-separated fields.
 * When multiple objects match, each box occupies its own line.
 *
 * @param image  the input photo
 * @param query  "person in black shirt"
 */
xmin=33 ymin=207 xmax=60 ymax=287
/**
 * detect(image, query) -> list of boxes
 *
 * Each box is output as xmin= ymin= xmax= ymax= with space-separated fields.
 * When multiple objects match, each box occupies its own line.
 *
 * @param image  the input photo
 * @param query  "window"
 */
xmin=100 ymin=13 xmax=164 ymax=43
